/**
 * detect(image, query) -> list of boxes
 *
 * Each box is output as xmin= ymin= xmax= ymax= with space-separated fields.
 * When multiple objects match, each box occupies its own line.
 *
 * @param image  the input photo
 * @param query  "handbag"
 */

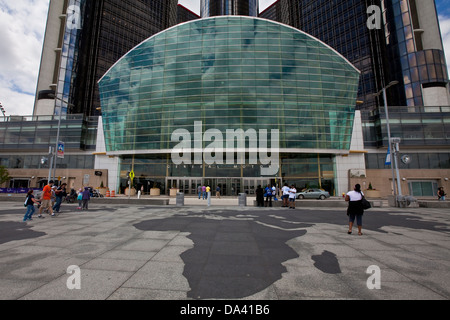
xmin=361 ymin=196 xmax=371 ymax=210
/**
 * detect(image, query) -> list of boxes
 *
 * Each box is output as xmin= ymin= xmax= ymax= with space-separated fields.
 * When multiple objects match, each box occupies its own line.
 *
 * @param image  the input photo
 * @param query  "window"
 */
xmin=408 ymin=181 xmax=438 ymax=197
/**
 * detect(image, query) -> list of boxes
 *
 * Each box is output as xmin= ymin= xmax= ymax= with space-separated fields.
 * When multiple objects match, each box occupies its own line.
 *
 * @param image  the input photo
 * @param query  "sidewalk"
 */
xmin=0 ymin=201 xmax=449 ymax=301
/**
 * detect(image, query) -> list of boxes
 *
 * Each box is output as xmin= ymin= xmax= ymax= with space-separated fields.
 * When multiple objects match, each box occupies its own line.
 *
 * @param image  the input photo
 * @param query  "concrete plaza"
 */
xmin=0 ymin=199 xmax=449 ymax=300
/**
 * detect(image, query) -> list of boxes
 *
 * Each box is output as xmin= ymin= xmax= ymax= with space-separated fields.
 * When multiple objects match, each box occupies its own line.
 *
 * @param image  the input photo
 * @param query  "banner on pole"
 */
xmin=57 ymin=141 xmax=65 ymax=159
xmin=385 ymin=146 xmax=391 ymax=165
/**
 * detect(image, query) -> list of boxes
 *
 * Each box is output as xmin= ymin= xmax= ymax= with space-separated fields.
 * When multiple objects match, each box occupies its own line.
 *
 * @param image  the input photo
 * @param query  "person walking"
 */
xmin=206 ymin=185 xmax=211 ymax=199
xmin=202 ymin=185 xmax=207 ymax=200
xmin=77 ymin=188 xmax=83 ymax=210
xmin=23 ymin=189 xmax=40 ymax=222
xmin=216 ymin=185 xmax=221 ymax=198
xmin=265 ymin=184 xmax=272 ymax=207
xmin=437 ymin=187 xmax=446 ymax=201
xmin=345 ymin=184 xmax=365 ymax=235
xmin=288 ymin=185 xmax=297 ymax=209
xmin=82 ymin=187 xmax=91 ymax=210
xmin=281 ymin=183 xmax=290 ymax=207
xmin=53 ymin=183 xmax=67 ymax=214
xmin=256 ymin=185 xmax=264 ymax=207
xmin=198 ymin=185 xmax=202 ymax=199
xmin=38 ymin=180 xmax=55 ymax=218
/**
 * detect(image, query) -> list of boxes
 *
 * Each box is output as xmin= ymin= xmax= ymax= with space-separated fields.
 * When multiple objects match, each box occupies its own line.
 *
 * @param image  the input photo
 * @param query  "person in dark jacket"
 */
xmin=82 ymin=187 xmax=91 ymax=210
xmin=53 ymin=183 xmax=67 ymax=213
xmin=256 ymin=185 xmax=264 ymax=207
xmin=345 ymin=184 xmax=365 ymax=235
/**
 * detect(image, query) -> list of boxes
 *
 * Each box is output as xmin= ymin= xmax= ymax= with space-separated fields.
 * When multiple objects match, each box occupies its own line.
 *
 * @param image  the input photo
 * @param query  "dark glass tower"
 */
xmin=260 ymin=0 xmax=450 ymax=109
xmin=382 ymin=0 xmax=449 ymax=107
xmin=35 ymin=0 xmax=178 ymax=117
xmin=260 ymin=0 xmax=386 ymax=111
xmin=200 ymin=0 xmax=259 ymax=17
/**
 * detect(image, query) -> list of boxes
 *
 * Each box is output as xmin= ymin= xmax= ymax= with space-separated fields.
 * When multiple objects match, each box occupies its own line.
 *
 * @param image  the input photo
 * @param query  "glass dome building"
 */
xmin=98 ymin=16 xmax=360 ymax=196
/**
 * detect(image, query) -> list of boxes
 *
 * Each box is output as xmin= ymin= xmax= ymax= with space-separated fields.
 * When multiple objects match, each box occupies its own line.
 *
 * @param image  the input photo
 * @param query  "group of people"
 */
xmin=23 ymin=180 xmax=92 ymax=222
xmin=197 ymin=185 xmax=222 ymax=199
xmin=255 ymin=184 xmax=297 ymax=208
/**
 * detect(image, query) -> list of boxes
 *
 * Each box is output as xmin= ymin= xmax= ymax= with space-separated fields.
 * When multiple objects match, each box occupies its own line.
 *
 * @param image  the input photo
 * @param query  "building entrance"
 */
xmin=166 ymin=177 xmax=275 ymax=196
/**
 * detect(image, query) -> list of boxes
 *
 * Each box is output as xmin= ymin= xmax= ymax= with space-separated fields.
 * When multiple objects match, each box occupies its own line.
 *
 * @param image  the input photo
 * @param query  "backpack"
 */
xmin=24 ymin=196 xmax=29 ymax=207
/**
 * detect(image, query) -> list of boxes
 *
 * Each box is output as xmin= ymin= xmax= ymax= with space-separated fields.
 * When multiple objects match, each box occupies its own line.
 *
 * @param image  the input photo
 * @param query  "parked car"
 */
xmin=296 ymin=189 xmax=330 ymax=200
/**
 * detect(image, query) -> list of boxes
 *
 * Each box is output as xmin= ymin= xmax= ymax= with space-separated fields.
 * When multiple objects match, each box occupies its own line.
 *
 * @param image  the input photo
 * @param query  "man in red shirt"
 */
xmin=39 ymin=180 xmax=55 ymax=218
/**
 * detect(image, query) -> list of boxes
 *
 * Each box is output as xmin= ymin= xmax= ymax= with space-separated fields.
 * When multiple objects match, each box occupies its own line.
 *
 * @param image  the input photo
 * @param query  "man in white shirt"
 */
xmin=288 ymin=185 xmax=297 ymax=209
xmin=282 ymin=183 xmax=290 ymax=207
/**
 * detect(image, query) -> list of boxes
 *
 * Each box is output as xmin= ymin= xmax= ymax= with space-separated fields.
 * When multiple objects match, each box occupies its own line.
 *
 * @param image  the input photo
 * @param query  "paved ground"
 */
xmin=0 ymin=201 xmax=449 ymax=301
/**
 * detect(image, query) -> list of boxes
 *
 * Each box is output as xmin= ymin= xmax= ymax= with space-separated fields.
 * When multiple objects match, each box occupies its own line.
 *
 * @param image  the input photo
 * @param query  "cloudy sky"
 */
xmin=0 ymin=0 xmax=449 ymax=115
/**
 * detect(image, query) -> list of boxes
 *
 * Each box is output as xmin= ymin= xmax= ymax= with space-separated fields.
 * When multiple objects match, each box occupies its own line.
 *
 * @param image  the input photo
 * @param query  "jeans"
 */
xmin=198 ymin=192 xmax=202 ymax=199
xmin=348 ymin=213 xmax=363 ymax=226
xmin=202 ymin=191 xmax=207 ymax=200
xmin=23 ymin=205 xmax=35 ymax=221
xmin=53 ymin=196 xmax=63 ymax=212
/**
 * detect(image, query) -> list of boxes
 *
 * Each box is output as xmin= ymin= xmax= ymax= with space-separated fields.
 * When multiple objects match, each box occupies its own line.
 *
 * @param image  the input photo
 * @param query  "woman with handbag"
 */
xmin=345 ymin=184 xmax=365 ymax=235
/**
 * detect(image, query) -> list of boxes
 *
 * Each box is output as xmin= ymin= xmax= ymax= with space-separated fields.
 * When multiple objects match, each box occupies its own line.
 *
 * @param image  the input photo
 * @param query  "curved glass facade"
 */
xmin=99 ymin=16 xmax=360 ymax=154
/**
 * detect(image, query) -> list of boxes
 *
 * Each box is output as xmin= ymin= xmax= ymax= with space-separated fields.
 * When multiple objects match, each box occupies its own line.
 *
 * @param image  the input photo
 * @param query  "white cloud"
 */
xmin=0 ymin=0 xmax=49 ymax=115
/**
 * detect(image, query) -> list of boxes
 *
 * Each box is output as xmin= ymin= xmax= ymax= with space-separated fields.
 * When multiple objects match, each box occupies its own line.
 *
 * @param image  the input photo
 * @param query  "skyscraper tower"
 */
xmin=200 ymin=0 xmax=259 ymax=18
xmin=34 ymin=0 xmax=178 ymax=117
xmin=382 ymin=0 xmax=450 ymax=107
xmin=260 ymin=0 xmax=450 ymax=109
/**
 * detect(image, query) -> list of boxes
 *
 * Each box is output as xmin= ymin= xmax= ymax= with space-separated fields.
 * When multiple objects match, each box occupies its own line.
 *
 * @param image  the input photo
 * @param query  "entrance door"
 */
xmin=191 ymin=179 xmax=202 ymax=195
xmin=229 ymin=178 xmax=241 ymax=196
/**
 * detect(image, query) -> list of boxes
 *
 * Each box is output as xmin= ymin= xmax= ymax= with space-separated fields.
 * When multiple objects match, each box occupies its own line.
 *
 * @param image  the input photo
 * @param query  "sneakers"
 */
xmin=38 ymin=215 xmax=45 ymax=219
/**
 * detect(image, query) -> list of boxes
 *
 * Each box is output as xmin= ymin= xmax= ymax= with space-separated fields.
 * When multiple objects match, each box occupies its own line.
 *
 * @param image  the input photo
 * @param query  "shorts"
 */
xmin=41 ymin=199 xmax=52 ymax=209
xmin=289 ymin=197 xmax=295 ymax=202
xmin=282 ymin=195 xmax=289 ymax=199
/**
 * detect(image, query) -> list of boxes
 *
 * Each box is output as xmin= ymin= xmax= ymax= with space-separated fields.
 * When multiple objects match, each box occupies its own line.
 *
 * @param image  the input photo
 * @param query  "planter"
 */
xmin=170 ymin=188 xmax=179 ymax=197
xmin=365 ymin=189 xmax=381 ymax=198
xmin=150 ymin=188 xmax=161 ymax=196
xmin=125 ymin=188 xmax=136 ymax=196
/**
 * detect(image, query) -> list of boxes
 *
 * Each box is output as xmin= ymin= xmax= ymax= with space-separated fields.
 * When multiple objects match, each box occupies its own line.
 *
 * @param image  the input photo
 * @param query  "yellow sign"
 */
xmin=129 ymin=170 xmax=135 ymax=183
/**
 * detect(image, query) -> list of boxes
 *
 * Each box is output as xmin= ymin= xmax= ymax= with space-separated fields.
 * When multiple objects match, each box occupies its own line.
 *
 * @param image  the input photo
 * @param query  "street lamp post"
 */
xmin=48 ymin=94 xmax=74 ymax=184
xmin=373 ymin=80 xmax=401 ymax=205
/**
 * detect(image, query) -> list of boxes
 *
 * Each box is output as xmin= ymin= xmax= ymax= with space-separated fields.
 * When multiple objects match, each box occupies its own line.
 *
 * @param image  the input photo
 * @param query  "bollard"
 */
xmin=238 ymin=193 xmax=247 ymax=207
xmin=176 ymin=192 xmax=184 ymax=207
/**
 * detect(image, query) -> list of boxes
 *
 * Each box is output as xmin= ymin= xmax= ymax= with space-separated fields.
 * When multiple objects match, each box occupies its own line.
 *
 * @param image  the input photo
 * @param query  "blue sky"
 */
xmin=0 ymin=0 xmax=449 ymax=115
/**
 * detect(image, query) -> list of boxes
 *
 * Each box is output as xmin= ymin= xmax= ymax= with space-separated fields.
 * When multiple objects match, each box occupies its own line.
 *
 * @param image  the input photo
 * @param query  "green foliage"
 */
xmin=0 ymin=165 xmax=10 ymax=185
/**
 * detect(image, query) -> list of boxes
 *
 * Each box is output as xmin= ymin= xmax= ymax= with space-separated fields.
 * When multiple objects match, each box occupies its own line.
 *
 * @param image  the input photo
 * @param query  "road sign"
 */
xmin=129 ymin=170 xmax=135 ymax=183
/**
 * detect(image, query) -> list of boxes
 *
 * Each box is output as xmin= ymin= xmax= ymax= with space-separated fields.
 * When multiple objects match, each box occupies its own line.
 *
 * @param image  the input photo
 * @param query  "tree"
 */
xmin=0 ymin=165 xmax=10 ymax=185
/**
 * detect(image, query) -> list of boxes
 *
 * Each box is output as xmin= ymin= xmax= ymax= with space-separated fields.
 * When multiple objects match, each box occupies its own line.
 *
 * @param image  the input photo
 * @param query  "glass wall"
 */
xmin=0 ymin=115 xmax=98 ymax=151
xmin=99 ymin=16 xmax=360 ymax=155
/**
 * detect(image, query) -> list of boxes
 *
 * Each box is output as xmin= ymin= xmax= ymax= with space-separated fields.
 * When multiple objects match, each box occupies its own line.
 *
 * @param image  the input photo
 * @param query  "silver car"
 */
xmin=296 ymin=189 xmax=330 ymax=200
